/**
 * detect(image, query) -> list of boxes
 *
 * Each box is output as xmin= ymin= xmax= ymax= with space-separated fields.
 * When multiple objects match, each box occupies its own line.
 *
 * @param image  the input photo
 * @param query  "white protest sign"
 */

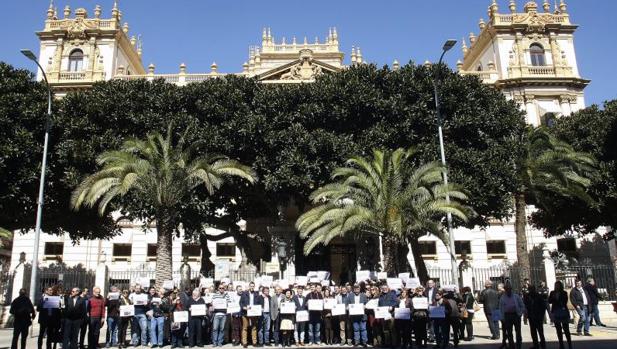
xmin=324 ymin=298 xmax=337 ymax=310
xmin=321 ymin=280 xmax=330 ymax=287
xmin=173 ymin=310 xmax=189 ymax=323
xmin=203 ymin=294 xmax=213 ymax=304
xmin=316 ymin=271 xmax=330 ymax=281
xmin=377 ymin=272 xmax=388 ymax=280
xmin=43 ymin=296 xmax=61 ymax=309
xmin=261 ymin=275 xmax=274 ymax=288
xmin=138 ymin=277 xmax=151 ymax=288
xmin=398 ymin=272 xmax=410 ymax=280
xmin=406 ymin=278 xmax=421 ymax=289
xmin=309 ymin=277 xmax=320 ymax=284
xmin=120 ymin=305 xmax=135 ymax=317
xmin=412 ymin=297 xmax=429 ymax=310
xmin=365 ymin=299 xmax=379 ymax=310
xmin=276 ymin=279 xmax=289 ymax=290
xmin=221 ymin=278 xmax=231 ymax=285
xmin=247 ymin=305 xmax=263 ymax=317
xmin=395 ymin=307 xmax=411 ymax=320
xmin=428 ymin=305 xmax=445 ymax=318
xmin=442 ymin=284 xmax=458 ymax=292
xmin=280 ymin=302 xmax=296 ymax=314
xmin=296 ymin=310 xmax=309 ymax=322
xmin=133 ymin=294 xmax=148 ymax=306
xmin=355 ymin=270 xmax=370 ymax=281
xmin=190 ymin=304 xmax=207 ymax=316
xmin=227 ymin=303 xmax=241 ymax=314
xmin=162 ymin=280 xmax=175 ymax=290
xmin=348 ymin=303 xmax=365 ymax=316
xmin=375 ymin=306 xmax=392 ymax=320
xmin=212 ymin=298 xmax=227 ymax=310
xmin=308 ymin=299 xmax=324 ymax=311
xmin=387 ymin=278 xmax=403 ymax=290
xmin=200 ymin=277 xmax=214 ymax=289
xmin=151 ymin=297 xmax=162 ymax=304
xmin=107 ymin=292 xmax=119 ymax=301
xmin=331 ymin=303 xmax=346 ymax=316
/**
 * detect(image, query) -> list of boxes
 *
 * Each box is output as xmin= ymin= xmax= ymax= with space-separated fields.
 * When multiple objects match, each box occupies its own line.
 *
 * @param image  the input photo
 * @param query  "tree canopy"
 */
xmin=1 ymin=61 xmax=526 ymax=248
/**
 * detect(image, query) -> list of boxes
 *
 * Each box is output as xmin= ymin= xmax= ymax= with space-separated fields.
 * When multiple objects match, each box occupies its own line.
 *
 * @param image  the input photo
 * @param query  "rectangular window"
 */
xmin=112 ymin=243 xmax=132 ymax=257
xmin=454 ymin=241 xmax=471 ymax=255
xmin=486 ymin=240 xmax=506 ymax=255
xmin=557 ymin=238 xmax=577 ymax=257
xmin=418 ymin=241 xmax=437 ymax=256
xmin=44 ymin=242 xmax=64 ymax=256
xmin=216 ymin=243 xmax=236 ymax=257
xmin=182 ymin=244 xmax=201 ymax=258
xmin=147 ymin=244 xmax=157 ymax=257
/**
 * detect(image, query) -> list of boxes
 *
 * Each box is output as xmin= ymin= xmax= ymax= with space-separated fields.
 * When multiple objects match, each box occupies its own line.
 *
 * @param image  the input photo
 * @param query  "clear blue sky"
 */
xmin=2 ymin=0 xmax=615 ymax=106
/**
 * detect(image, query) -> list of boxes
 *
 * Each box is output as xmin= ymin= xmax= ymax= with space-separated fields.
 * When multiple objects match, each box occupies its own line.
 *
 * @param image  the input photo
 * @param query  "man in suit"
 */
xmin=570 ymin=279 xmax=592 ymax=336
xmin=479 ymin=280 xmax=500 ymax=340
xmin=240 ymin=282 xmax=263 ymax=347
xmin=9 ymin=288 xmax=36 ymax=349
xmin=38 ymin=287 xmax=61 ymax=349
xmin=423 ymin=280 xmax=437 ymax=342
xmin=293 ymin=287 xmax=308 ymax=345
xmin=306 ymin=284 xmax=325 ymax=345
xmin=258 ymin=287 xmax=274 ymax=346
xmin=271 ymin=286 xmax=283 ymax=346
xmin=63 ymin=287 xmax=87 ymax=349
xmin=584 ymin=278 xmax=606 ymax=327
xmin=345 ymin=284 xmax=368 ymax=347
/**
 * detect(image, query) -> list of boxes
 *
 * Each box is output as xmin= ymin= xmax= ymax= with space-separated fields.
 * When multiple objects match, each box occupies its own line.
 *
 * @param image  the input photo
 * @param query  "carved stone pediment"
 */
xmin=257 ymin=49 xmax=340 ymax=81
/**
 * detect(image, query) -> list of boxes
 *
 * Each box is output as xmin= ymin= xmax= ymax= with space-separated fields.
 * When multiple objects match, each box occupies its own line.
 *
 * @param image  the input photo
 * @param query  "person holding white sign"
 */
xmin=170 ymin=297 xmax=188 ymax=348
xmin=187 ymin=289 xmax=206 ymax=347
xmin=37 ymin=286 xmax=61 ymax=349
xmin=378 ymin=284 xmax=398 ymax=347
xmin=258 ymin=287 xmax=273 ymax=346
xmin=345 ymin=284 xmax=368 ymax=347
xmin=430 ymin=291 xmax=450 ymax=349
xmin=149 ymin=294 xmax=167 ymax=347
xmin=212 ymin=284 xmax=231 ymax=347
xmin=394 ymin=289 xmax=412 ymax=348
xmin=240 ymin=282 xmax=263 ymax=347
xmin=306 ymin=284 xmax=325 ymax=345
xmin=292 ymin=287 xmax=308 ymax=345
xmin=411 ymin=287 xmax=429 ymax=348
xmin=128 ymin=284 xmax=149 ymax=347
xmin=322 ymin=289 xmax=336 ymax=345
xmin=279 ymin=290 xmax=296 ymax=347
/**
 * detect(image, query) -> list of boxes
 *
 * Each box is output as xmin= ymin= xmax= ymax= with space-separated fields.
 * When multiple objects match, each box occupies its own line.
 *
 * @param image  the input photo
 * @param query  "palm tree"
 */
xmin=514 ymin=127 xmax=596 ymax=280
xmin=71 ymin=126 xmax=256 ymax=285
xmin=296 ymin=148 xmax=471 ymax=281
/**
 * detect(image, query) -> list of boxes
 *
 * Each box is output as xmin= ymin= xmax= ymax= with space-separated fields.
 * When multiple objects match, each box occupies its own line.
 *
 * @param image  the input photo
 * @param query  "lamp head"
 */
xmin=20 ymin=49 xmax=37 ymax=61
xmin=442 ymin=40 xmax=457 ymax=52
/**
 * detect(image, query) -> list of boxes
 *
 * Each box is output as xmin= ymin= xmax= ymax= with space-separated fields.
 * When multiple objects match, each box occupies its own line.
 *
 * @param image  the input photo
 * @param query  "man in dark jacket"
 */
xmin=523 ymin=285 xmax=549 ymax=349
xmin=424 ymin=280 xmax=438 ymax=342
xmin=306 ymin=284 xmax=325 ymax=345
xmin=63 ymin=287 xmax=87 ymax=349
xmin=293 ymin=287 xmax=308 ymax=345
xmin=479 ymin=280 xmax=500 ymax=340
xmin=38 ymin=286 xmax=61 ymax=349
xmin=379 ymin=284 xmax=399 ymax=348
xmin=584 ymin=278 xmax=606 ymax=327
xmin=10 ymin=288 xmax=36 ymax=349
xmin=240 ymin=282 xmax=263 ymax=347
xmin=569 ymin=279 xmax=591 ymax=336
xmin=105 ymin=286 xmax=120 ymax=348
xmin=346 ymin=284 xmax=368 ymax=347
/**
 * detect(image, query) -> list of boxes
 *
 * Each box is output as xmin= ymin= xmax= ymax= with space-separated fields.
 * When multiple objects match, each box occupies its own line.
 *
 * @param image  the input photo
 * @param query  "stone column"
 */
xmin=525 ymin=95 xmax=539 ymax=126
xmin=542 ymin=247 xmax=556 ymax=291
xmin=559 ymin=95 xmax=572 ymax=116
xmin=95 ymin=253 xmax=109 ymax=297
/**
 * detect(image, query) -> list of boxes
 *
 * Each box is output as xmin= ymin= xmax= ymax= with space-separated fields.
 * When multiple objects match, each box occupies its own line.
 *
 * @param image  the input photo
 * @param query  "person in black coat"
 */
xmin=478 ymin=280 xmax=500 ymax=340
xmin=584 ymin=278 xmax=606 ymax=327
xmin=548 ymin=281 xmax=571 ymax=349
xmin=292 ymin=287 xmax=308 ymax=345
xmin=9 ymin=288 xmax=36 ymax=349
xmin=240 ymin=282 xmax=264 ymax=347
xmin=569 ymin=279 xmax=591 ymax=335
xmin=524 ymin=285 xmax=549 ymax=349
xmin=187 ymin=289 xmax=206 ymax=347
xmin=38 ymin=286 xmax=62 ymax=349
xmin=63 ymin=287 xmax=87 ymax=349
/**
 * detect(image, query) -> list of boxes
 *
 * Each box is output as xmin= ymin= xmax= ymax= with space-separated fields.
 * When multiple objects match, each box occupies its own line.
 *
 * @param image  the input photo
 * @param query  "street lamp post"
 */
xmin=21 ymin=49 xmax=52 ymax=302
xmin=432 ymin=40 xmax=459 ymax=287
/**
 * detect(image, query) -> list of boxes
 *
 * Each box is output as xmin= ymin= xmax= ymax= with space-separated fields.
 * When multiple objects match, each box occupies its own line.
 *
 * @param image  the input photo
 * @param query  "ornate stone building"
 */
xmin=13 ymin=0 xmax=615 ymax=285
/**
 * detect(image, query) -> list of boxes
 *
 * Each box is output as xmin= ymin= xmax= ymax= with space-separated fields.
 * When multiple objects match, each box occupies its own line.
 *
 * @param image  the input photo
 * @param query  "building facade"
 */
xmin=11 ymin=0 xmax=616 ymax=285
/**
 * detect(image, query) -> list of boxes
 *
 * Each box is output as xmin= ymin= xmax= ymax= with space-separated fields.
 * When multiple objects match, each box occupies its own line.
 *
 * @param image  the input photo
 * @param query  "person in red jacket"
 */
xmin=87 ymin=287 xmax=106 ymax=349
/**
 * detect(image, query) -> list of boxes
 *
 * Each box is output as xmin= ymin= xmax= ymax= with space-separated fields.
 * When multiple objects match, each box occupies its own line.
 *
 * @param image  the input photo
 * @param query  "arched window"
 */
xmin=541 ymin=112 xmax=557 ymax=128
xmin=68 ymin=49 xmax=84 ymax=72
xmin=530 ymin=44 xmax=545 ymax=66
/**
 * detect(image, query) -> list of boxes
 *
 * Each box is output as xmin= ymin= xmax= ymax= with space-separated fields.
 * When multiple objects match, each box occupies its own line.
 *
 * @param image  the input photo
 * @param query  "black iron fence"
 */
xmin=564 ymin=265 xmax=617 ymax=301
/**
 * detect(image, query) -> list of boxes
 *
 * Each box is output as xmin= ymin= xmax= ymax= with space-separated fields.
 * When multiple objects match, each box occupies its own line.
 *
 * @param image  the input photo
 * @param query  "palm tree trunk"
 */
xmin=514 ymin=192 xmax=531 ymax=281
xmin=409 ymin=238 xmax=429 ymax=284
xmin=382 ymin=234 xmax=398 ymax=274
xmin=155 ymin=212 xmax=174 ymax=288
xmin=200 ymin=234 xmax=215 ymax=275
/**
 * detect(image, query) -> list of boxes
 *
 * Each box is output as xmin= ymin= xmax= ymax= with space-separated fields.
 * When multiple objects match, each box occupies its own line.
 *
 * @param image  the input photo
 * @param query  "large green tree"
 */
xmin=296 ymin=148 xmax=472 ymax=281
xmin=71 ymin=127 xmax=256 ymax=284
xmin=530 ymin=101 xmax=617 ymax=239
xmin=513 ymin=127 xmax=597 ymax=279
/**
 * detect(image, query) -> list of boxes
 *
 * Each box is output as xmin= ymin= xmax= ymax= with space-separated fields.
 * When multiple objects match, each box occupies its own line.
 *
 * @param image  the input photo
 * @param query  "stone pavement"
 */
xmin=0 ymin=320 xmax=615 ymax=349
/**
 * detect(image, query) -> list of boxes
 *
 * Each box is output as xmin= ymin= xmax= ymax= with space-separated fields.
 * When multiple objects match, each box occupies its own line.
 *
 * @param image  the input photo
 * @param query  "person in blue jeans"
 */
xmin=149 ymin=295 xmax=167 ymax=347
xmin=346 ymin=284 xmax=368 ymax=347
xmin=129 ymin=285 xmax=149 ymax=346
xmin=306 ymin=284 xmax=324 ymax=345
xmin=258 ymin=287 xmax=273 ymax=346
xmin=212 ymin=284 xmax=231 ymax=347
xmin=105 ymin=286 xmax=120 ymax=348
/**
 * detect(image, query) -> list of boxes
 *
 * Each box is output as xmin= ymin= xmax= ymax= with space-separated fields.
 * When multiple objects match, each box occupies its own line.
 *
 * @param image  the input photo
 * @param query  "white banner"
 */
xmin=377 ymin=272 xmax=388 ymax=280
xmin=173 ymin=311 xmax=189 ymax=323
xmin=348 ymin=303 xmax=365 ymax=316
xmin=308 ymin=299 xmax=324 ymax=311
xmin=375 ymin=306 xmax=391 ymax=319
xmin=280 ymin=302 xmax=296 ymax=314
xmin=190 ymin=304 xmax=207 ymax=316
xmin=247 ymin=305 xmax=263 ymax=317
xmin=212 ymin=298 xmax=227 ymax=310
xmin=412 ymin=297 xmax=429 ymax=310
xmin=296 ymin=310 xmax=309 ymax=322
xmin=120 ymin=305 xmax=135 ymax=317
xmin=406 ymin=278 xmax=421 ymax=290
xmin=132 ymin=294 xmax=148 ymax=306
xmin=331 ymin=303 xmax=346 ymax=316
xmin=355 ymin=270 xmax=370 ymax=281
xmin=324 ymin=298 xmax=337 ymax=310
xmin=386 ymin=278 xmax=403 ymax=290
xmin=107 ymin=292 xmax=119 ymax=301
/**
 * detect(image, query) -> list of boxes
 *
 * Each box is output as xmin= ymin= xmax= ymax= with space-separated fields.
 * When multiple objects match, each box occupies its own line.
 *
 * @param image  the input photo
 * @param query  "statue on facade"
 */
xmin=179 ymin=255 xmax=191 ymax=290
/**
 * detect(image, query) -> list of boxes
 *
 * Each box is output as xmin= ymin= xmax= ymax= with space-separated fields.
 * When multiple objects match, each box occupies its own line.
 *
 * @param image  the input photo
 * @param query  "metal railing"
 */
xmin=565 ymin=265 xmax=617 ymax=301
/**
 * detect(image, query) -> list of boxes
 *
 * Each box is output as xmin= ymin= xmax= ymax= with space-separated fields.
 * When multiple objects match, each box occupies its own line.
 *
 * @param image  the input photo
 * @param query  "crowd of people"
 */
xmin=8 ymin=275 xmax=608 ymax=349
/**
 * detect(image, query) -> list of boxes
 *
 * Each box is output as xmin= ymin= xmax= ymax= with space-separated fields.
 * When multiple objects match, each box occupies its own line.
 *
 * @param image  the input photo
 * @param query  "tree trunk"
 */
xmin=155 ymin=213 xmax=174 ymax=288
xmin=514 ymin=192 xmax=531 ymax=281
xmin=409 ymin=237 xmax=429 ymax=284
xmin=199 ymin=234 xmax=215 ymax=276
xmin=381 ymin=234 xmax=398 ymax=275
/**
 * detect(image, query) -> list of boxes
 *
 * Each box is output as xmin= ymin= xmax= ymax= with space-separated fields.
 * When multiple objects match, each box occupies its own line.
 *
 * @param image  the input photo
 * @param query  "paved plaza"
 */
xmin=0 ymin=319 xmax=615 ymax=349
